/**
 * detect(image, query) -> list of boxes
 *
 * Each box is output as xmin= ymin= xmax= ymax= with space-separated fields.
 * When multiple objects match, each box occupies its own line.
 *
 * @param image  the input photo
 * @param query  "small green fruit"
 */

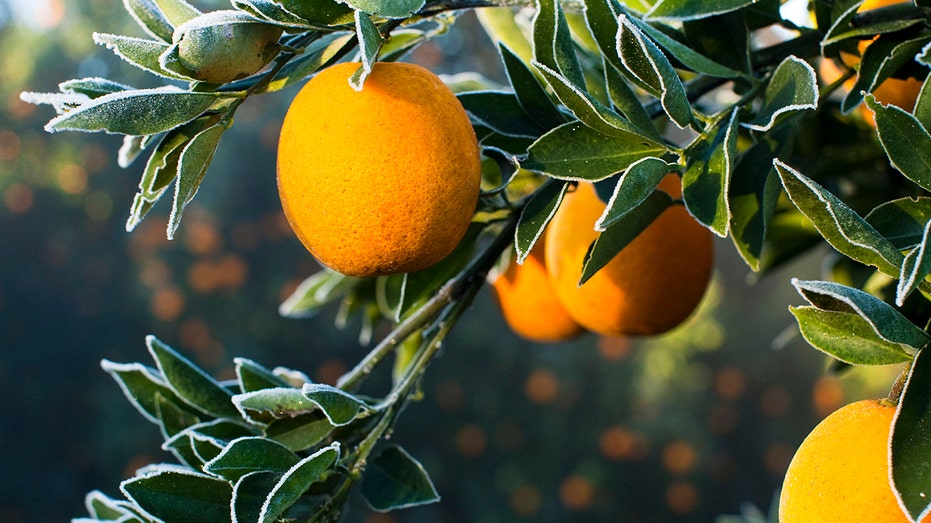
xmin=173 ymin=11 xmax=283 ymax=84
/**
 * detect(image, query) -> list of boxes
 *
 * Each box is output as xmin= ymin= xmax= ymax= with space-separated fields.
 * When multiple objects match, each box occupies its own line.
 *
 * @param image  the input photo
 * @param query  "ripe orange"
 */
xmin=544 ymin=176 xmax=713 ymax=336
xmin=817 ymin=0 xmax=923 ymax=126
xmin=277 ymin=62 xmax=481 ymax=277
xmin=779 ymin=399 xmax=924 ymax=523
xmin=492 ymin=236 xmax=585 ymax=343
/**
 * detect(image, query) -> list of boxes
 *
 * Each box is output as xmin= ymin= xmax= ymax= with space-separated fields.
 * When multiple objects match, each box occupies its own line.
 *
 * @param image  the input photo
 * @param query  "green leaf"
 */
xmin=898 ymin=221 xmax=931 ymax=306
xmin=167 ymin=121 xmax=226 ymax=238
xmin=604 ymin=60 xmax=662 ymax=142
xmin=279 ymin=270 xmax=363 ymax=319
xmin=774 ymin=160 xmax=905 ymax=278
xmin=120 ymin=466 xmax=232 ymax=523
xmin=616 ymin=15 xmax=691 ymax=127
xmin=101 ymin=360 xmax=192 ymax=425
xmin=147 ymin=335 xmax=239 ymax=419
xmin=913 ymin=76 xmax=931 ymax=131
xmin=683 ymin=108 xmax=738 ymax=236
xmin=264 ymin=412 xmax=334 ymax=452
xmin=514 ymin=180 xmax=569 ymax=263
xmin=123 ymin=0 xmax=175 ymax=41
xmin=153 ymin=0 xmax=200 ymax=27
xmin=645 ymin=0 xmax=758 ymax=21
xmin=257 ymin=32 xmax=355 ymax=94
xmin=233 ymin=387 xmax=320 ymax=423
xmin=126 ymin=116 xmax=219 ymax=232
xmin=583 ymin=0 xmax=624 ymax=73
xmin=204 ymin=437 xmax=300 ymax=481
xmin=342 ymin=0 xmax=424 ymax=18
xmin=728 ymin=126 xmax=788 ymax=270
xmin=44 ymin=87 xmax=217 ymax=135
xmin=628 ymin=16 xmax=744 ymax=78
xmin=258 ymin=443 xmax=341 ymax=523
xmin=532 ymin=0 xmax=585 ymax=88
xmin=458 ymin=91 xmax=543 ymax=138
xmin=532 ymin=60 xmax=650 ymax=138
xmin=744 ymin=56 xmax=818 ymax=132
xmin=522 ymin=121 xmax=666 ymax=181
xmin=274 ymin=0 xmax=355 ymax=26
xmin=59 ymin=77 xmax=133 ymax=98
xmin=681 ymin=11 xmax=750 ymax=75
xmin=119 ymin=134 xmax=157 ymax=168
xmin=579 ymin=190 xmax=674 ymax=285
xmin=866 ymin=94 xmax=931 ymax=193
xmin=350 ymin=11 xmax=382 ymax=90
xmin=866 ymin=197 xmax=931 ymax=250
xmin=892 ymin=346 xmax=931 ymax=522
xmin=842 ymin=34 xmax=931 ymax=114
xmin=789 ymin=306 xmax=914 ymax=365
xmin=155 ymin=392 xmax=201 ymax=439
xmin=93 ymin=33 xmax=189 ymax=80
xmin=596 ymin=156 xmax=671 ymax=230
xmin=232 ymin=0 xmax=311 ymax=27
xmin=84 ymin=490 xmax=133 ymax=520
xmin=792 ymin=279 xmax=930 ymax=349
xmin=234 ymin=358 xmax=292 ymax=393
xmin=499 ymin=43 xmax=565 ymax=130
xmin=301 ymin=383 xmax=372 ymax=426
xmin=232 ymin=471 xmax=281 ymax=523
xmin=362 ymin=445 xmax=440 ymax=511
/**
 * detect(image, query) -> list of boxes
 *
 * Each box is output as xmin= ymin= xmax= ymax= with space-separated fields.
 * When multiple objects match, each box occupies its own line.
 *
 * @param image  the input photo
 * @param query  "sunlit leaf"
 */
xmin=792 ymin=279 xmax=930 ymax=349
xmin=342 ymin=0 xmax=424 ymax=18
xmin=866 ymin=197 xmax=931 ymax=250
xmin=892 ymin=346 xmax=931 ymax=522
xmin=898 ymin=221 xmax=931 ymax=306
xmin=683 ymin=108 xmax=738 ymax=236
xmin=233 ymin=387 xmax=319 ymax=423
xmin=617 ymin=15 xmax=691 ymax=127
xmin=362 ymin=445 xmax=440 ymax=511
xmin=596 ymin=156 xmax=670 ymax=230
xmin=93 ymin=33 xmax=190 ymax=80
xmin=147 ymin=335 xmax=238 ymax=418
xmin=44 ymin=87 xmax=218 ymax=135
xmin=234 ymin=358 xmax=293 ymax=393
xmin=350 ymin=11 xmax=382 ymax=90
xmin=532 ymin=0 xmax=585 ymax=87
xmin=123 ymin=0 xmax=175 ymax=41
xmin=302 ymin=384 xmax=373 ymax=426
xmin=120 ymin=466 xmax=232 ymax=523
xmin=744 ymin=56 xmax=818 ymax=132
xmin=264 ymin=412 xmax=334 ymax=452
xmin=514 ymin=180 xmax=569 ymax=263
xmin=775 ymin=160 xmax=905 ymax=277
xmin=153 ymin=0 xmax=201 ymax=27
xmin=167 ymin=121 xmax=226 ymax=239
xmin=204 ymin=436 xmax=300 ymax=481
xmin=523 ymin=121 xmax=666 ymax=181
xmin=866 ymin=94 xmax=931 ymax=193
xmin=789 ymin=306 xmax=914 ymax=365
xmin=258 ymin=443 xmax=341 ymax=523
xmin=645 ymin=0 xmax=758 ymax=21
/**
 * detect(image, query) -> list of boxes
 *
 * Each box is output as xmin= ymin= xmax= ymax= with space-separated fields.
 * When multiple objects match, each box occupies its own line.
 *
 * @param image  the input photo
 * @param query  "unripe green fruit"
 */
xmin=173 ymin=11 xmax=283 ymax=84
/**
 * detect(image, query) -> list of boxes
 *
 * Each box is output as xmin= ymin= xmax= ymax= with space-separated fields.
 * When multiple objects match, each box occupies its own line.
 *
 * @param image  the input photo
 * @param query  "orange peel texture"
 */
xmin=544 ymin=176 xmax=713 ymax=336
xmin=277 ymin=62 xmax=481 ymax=277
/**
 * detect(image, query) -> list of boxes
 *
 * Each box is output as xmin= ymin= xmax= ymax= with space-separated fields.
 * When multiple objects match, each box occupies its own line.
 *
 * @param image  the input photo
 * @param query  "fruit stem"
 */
xmin=337 ymin=188 xmax=526 ymax=392
xmin=886 ymin=360 xmax=913 ymax=406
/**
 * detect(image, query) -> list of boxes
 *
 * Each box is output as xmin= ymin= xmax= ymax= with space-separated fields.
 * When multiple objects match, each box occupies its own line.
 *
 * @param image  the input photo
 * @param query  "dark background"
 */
xmin=0 ymin=1 xmax=903 ymax=521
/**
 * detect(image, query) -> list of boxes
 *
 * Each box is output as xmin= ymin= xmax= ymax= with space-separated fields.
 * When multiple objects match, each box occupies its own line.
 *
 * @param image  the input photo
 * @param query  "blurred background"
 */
xmin=0 ymin=0 xmax=905 ymax=521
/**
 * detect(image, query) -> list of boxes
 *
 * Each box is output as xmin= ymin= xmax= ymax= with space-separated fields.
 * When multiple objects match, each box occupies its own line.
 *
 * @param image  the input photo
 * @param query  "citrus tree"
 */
xmin=20 ymin=0 xmax=931 ymax=521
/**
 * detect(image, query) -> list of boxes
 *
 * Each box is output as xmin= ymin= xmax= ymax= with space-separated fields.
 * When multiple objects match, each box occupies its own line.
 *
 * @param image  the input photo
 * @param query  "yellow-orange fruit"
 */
xmin=492 ymin=237 xmax=585 ymax=343
xmin=780 ymin=399 xmax=926 ymax=523
xmin=544 ymin=176 xmax=713 ymax=336
xmin=277 ymin=62 xmax=481 ymax=277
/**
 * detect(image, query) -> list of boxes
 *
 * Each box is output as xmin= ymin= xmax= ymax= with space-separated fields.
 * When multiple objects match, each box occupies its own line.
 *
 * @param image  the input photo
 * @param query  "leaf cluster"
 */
xmin=24 ymin=0 xmax=931 ymax=521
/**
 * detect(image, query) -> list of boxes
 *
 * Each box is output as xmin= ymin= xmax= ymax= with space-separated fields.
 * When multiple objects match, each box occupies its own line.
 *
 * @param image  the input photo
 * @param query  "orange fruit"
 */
xmin=492 ymin=236 xmax=585 ymax=343
xmin=277 ymin=62 xmax=481 ymax=277
xmin=817 ymin=0 xmax=923 ymax=126
xmin=779 ymin=399 xmax=925 ymax=523
xmin=544 ymin=175 xmax=713 ymax=336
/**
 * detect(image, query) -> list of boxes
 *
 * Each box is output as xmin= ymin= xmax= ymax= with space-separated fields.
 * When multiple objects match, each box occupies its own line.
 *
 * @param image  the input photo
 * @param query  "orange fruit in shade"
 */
xmin=492 ymin=237 xmax=584 ymax=343
xmin=276 ymin=61 xmax=482 ymax=277
xmin=544 ymin=175 xmax=713 ymax=336
xmin=779 ymin=399 xmax=926 ymax=523
xmin=817 ymin=0 xmax=923 ymax=126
